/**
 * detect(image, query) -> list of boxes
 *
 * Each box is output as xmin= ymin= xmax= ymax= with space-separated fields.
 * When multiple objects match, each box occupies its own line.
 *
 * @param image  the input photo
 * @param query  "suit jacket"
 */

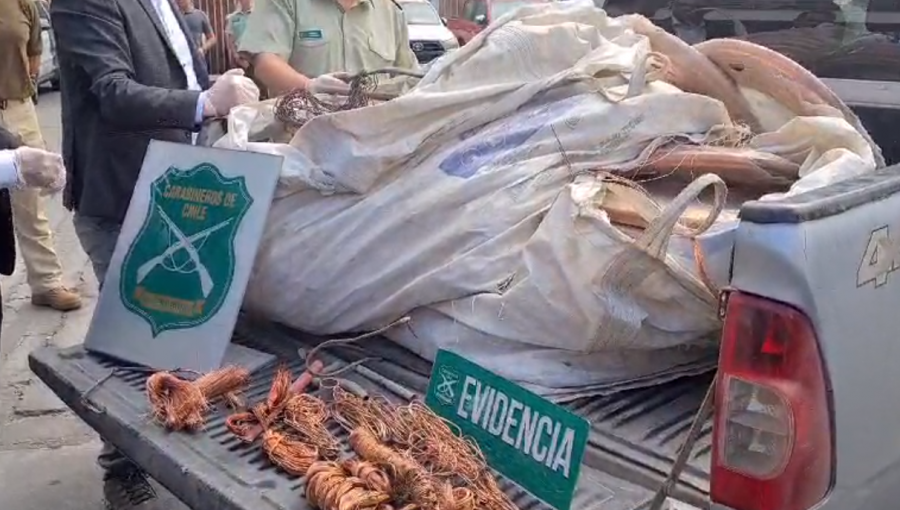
xmin=0 ymin=127 xmax=19 ymax=276
xmin=51 ymin=0 xmax=211 ymax=224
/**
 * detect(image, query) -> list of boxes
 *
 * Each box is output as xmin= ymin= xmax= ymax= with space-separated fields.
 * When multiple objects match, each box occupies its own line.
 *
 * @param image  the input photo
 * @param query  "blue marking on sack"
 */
xmin=439 ymin=95 xmax=583 ymax=179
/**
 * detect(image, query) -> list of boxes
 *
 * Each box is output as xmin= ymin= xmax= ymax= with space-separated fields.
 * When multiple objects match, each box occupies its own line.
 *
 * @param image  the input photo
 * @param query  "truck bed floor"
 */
xmin=28 ymin=319 xmax=713 ymax=510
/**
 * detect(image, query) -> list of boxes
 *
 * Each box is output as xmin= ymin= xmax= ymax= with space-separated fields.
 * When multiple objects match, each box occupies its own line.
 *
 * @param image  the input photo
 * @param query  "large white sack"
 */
xmin=218 ymin=3 xmax=876 ymax=395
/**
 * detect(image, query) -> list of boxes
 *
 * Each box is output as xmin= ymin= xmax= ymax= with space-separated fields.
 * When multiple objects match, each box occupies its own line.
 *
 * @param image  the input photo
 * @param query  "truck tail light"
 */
xmin=711 ymin=292 xmax=833 ymax=510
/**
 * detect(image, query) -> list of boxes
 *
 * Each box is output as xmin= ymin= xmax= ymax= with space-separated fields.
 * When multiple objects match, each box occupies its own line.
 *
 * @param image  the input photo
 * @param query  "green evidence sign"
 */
xmin=425 ymin=350 xmax=590 ymax=510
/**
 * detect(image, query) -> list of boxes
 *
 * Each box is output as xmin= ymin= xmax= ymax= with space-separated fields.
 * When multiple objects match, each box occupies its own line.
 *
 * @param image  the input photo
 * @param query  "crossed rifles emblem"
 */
xmin=135 ymin=205 xmax=233 ymax=299
xmin=435 ymin=367 xmax=460 ymax=405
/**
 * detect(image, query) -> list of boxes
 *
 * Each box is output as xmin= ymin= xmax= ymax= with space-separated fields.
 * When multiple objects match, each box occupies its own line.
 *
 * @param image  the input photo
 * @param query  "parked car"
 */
xmin=399 ymin=0 xmax=460 ymax=63
xmin=445 ymin=0 xmax=550 ymax=45
xmin=34 ymin=0 xmax=60 ymax=102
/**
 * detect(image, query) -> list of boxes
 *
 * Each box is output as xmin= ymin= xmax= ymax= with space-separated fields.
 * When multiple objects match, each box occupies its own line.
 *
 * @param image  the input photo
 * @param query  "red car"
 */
xmin=445 ymin=0 xmax=550 ymax=45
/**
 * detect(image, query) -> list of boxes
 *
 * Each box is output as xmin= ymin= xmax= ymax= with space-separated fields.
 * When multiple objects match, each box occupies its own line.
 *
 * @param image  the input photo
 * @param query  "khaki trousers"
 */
xmin=0 ymin=98 xmax=63 ymax=293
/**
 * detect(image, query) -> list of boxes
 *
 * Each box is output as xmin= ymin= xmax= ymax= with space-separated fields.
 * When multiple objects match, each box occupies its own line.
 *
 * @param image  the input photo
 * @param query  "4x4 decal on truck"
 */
xmin=857 ymin=225 xmax=899 ymax=288
xmin=119 ymin=164 xmax=253 ymax=336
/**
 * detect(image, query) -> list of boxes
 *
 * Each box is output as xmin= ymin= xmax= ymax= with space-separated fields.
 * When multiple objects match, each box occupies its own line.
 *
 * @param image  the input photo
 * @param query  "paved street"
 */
xmin=0 ymin=92 xmax=184 ymax=509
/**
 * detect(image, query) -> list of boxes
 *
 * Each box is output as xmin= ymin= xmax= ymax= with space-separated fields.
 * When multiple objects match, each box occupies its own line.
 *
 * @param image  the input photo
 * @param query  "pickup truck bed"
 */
xmin=28 ymin=318 xmax=713 ymax=510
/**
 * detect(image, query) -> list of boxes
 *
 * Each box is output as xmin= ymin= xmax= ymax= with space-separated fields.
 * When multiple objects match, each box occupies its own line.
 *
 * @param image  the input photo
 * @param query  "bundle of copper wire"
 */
xmin=330 ymin=386 xmax=501 ymax=509
xmin=262 ymin=428 xmax=320 ymax=476
xmin=330 ymin=385 xmax=397 ymax=442
xmin=284 ymin=394 xmax=341 ymax=459
xmin=394 ymin=403 xmax=515 ymax=510
xmin=342 ymin=459 xmax=392 ymax=494
xmin=193 ymin=367 xmax=251 ymax=397
xmin=394 ymin=403 xmax=483 ymax=480
xmin=145 ymin=366 xmax=249 ymax=431
xmin=226 ymin=365 xmax=293 ymax=442
xmin=224 ymin=411 xmax=259 ymax=442
xmin=470 ymin=475 xmax=516 ymax=510
xmin=306 ymin=460 xmax=392 ymax=510
xmin=635 ymin=145 xmax=798 ymax=190
xmin=308 ymin=454 xmax=478 ymax=510
xmin=440 ymin=484 xmax=477 ymax=510
xmin=350 ymin=426 xmax=450 ymax=509
xmin=260 ymin=365 xmax=294 ymax=424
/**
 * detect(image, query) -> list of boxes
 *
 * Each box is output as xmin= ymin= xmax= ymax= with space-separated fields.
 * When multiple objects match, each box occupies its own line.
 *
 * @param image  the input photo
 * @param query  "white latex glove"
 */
xmin=203 ymin=68 xmax=261 ymax=117
xmin=13 ymin=147 xmax=66 ymax=193
xmin=307 ymin=73 xmax=351 ymax=95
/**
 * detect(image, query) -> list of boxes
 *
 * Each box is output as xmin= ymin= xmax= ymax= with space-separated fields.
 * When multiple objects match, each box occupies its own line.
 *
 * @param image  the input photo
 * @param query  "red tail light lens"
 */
xmin=711 ymin=292 xmax=833 ymax=510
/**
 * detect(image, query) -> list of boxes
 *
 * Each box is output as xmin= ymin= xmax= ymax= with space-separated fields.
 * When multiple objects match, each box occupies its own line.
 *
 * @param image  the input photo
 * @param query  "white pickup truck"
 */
xmin=28 ymin=2 xmax=900 ymax=510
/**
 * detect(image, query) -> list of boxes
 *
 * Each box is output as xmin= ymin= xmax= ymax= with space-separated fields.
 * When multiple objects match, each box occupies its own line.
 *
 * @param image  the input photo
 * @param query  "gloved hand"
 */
xmin=203 ymin=68 xmax=261 ymax=117
xmin=13 ymin=147 xmax=66 ymax=193
xmin=307 ymin=73 xmax=352 ymax=95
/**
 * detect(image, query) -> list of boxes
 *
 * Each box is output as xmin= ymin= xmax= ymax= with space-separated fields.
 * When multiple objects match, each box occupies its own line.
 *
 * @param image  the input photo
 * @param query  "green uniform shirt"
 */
xmin=238 ymin=0 xmax=418 ymax=78
xmin=226 ymin=9 xmax=252 ymax=45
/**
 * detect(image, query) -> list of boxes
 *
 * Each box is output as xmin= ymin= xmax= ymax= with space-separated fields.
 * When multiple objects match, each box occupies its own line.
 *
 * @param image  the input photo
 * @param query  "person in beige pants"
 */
xmin=0 ymin=0 xmax=81 ymax=311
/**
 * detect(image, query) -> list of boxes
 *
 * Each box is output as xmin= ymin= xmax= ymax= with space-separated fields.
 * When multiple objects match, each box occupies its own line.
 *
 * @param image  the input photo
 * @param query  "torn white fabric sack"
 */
xmin=217 ymin=2 xmax=875 ymax=395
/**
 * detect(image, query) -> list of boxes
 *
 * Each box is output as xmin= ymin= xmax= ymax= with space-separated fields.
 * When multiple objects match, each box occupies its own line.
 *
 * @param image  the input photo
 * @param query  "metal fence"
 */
xmin=195 ymin=0 xmax=235 ymax=76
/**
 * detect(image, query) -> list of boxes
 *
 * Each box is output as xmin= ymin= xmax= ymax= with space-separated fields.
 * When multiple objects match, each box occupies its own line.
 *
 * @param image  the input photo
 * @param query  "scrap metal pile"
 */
xmin=145 ymin=363 xmax=517 ymax=510
xmin=214 ymin=6 xmax=883 ymax=399
xmin=273 ymin=13 xmax=885 ymax=197
xmin=620 ymin=14 xmax=884 ymax=189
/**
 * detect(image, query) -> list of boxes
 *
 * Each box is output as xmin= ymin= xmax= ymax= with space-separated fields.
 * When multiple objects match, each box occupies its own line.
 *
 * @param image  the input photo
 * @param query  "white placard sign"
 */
xmin=84 ymin=140 xmax=282 ymax=372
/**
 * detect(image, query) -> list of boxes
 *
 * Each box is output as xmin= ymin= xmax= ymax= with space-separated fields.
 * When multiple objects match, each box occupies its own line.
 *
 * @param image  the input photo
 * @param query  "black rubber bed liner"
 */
xmin=28 ymin=319 xmax=713 ymax=510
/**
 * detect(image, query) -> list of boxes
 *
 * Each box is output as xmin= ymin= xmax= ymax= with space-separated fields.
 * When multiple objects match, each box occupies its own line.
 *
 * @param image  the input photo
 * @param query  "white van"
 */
xmin=398 ymin=0 xmax=460 ymax=63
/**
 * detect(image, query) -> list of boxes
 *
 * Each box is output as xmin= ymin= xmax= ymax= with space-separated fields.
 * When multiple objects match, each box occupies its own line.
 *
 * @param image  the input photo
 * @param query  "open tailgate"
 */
xmin=28 ymin=319 xmax=712 ymax=510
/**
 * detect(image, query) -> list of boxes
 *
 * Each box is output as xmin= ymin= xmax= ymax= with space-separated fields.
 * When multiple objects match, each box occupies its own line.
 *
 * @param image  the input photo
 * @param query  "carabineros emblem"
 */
xmin=120 ymin=163 xmax=252 ymax=336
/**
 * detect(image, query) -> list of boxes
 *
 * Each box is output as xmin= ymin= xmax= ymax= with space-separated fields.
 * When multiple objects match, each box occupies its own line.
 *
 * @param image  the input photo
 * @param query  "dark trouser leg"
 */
xmin=72 ymin=214 xmax=139 ymax=475
xmin=97 ymin=440 xmax=139 ymax=473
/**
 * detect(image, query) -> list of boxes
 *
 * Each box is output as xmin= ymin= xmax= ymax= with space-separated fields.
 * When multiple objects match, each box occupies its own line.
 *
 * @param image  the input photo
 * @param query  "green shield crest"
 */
xmin=119 ymin=163 xmax=253 ymax=337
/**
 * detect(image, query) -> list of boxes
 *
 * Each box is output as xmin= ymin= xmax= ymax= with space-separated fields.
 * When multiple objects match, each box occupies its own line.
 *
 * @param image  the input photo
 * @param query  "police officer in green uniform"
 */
xmin=238 ymin=0 xmax=418 ymax=95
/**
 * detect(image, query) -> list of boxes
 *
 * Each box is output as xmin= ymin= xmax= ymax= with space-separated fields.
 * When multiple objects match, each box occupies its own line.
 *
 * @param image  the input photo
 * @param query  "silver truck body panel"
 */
xmin=713 ymin=166 xmax=900 ymax=510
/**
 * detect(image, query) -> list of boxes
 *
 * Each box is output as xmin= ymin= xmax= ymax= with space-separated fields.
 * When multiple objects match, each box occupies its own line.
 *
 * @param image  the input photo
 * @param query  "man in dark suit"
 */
xmin=49 ymin=0 xmax=260 ymax=506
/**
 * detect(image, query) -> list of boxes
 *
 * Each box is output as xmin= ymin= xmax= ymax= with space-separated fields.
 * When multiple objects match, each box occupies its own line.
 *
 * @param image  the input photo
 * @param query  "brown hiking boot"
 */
xmin=31 ymin=287 xmax=83 ymax=311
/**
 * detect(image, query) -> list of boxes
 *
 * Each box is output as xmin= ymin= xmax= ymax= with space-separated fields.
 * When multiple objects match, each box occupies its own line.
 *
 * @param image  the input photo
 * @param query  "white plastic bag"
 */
xmin=219 ymin=3 xmax=875 ymax=395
